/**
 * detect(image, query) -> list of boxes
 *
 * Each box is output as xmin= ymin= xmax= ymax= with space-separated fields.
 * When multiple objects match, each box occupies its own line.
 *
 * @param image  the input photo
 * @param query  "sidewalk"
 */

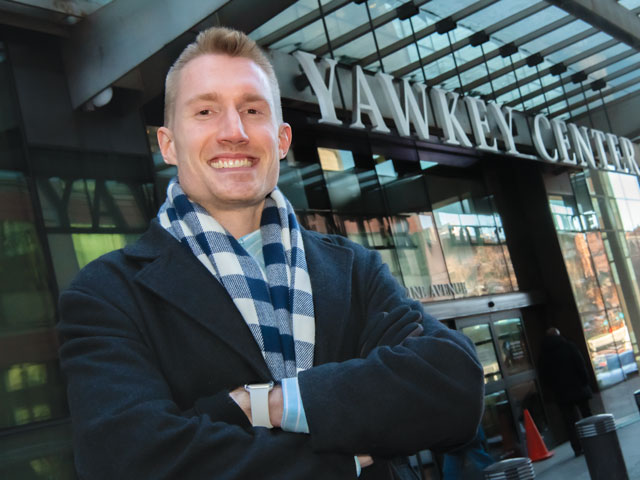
xmin=534 ymin=414 xmax=640 ymax=479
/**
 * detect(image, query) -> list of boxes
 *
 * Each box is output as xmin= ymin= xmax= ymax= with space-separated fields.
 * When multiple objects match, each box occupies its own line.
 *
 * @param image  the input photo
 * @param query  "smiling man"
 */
xmin=57 ymin=27 xmax=484 ymax=479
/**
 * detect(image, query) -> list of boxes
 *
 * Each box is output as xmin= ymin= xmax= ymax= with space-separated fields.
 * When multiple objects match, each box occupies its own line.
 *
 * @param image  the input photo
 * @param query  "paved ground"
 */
xmin=534 ymin=413 xmax=640 ymax=479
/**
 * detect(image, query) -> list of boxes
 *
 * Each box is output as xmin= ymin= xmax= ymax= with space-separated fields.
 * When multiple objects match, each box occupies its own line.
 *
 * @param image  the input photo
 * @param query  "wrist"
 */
xmin=269 ymin=384 xmax=283 ymax=428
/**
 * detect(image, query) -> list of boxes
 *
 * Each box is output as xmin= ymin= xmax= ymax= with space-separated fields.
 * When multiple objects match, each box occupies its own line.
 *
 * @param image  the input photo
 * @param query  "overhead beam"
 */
xmin=63 ymin=0 xmax=298 ymax=110
xmin=62 ymin=0 xmax=236 ymax=109
xmin=546 ymin=0 xmax=640 ymax=50
xmin=0 ymin=10 xmax=70 ymax=37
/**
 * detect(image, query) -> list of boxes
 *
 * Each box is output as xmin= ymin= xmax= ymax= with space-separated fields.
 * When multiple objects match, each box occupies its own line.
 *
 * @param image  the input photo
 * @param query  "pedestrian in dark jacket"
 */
xmin=538 ymin=328 xmax=593 ymax=456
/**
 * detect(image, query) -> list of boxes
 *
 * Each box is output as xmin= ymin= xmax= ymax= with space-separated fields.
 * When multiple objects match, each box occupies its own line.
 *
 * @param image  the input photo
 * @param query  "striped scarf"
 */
xmin=158 ymin=177 xmax=315 ymax=380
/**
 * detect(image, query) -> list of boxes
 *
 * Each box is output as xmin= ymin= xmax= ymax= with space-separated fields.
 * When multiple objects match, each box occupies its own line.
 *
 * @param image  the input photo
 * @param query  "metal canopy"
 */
xmin=250 ymin=0 xmax=640 ymax=140
xmin=2 ymin=0 xmax=640 ymax=141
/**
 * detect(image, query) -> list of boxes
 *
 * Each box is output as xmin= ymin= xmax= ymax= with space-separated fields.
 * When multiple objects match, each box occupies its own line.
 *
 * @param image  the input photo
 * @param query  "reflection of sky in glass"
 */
xmin=588 ymin=51 xmax=640 ymax=80
xmin=249 ymin=0 xmax=319 ymax=41
xmin=606 ymin=173 xmax=640 ymax=232
xmin=269 ymin=19 xmax=324 ymax=52
xmin=421 ymin=0 xmax=478 ymax=19
xmin=619 ymin=0 xmax=640 ymax=8
xmin=460 ymin=0 xmax=534 ymax=32
xmin=492 ymin=6 xmax=568 ymax=45
xmin=567 ymin=40 xmax=626 ymax=73
xmin=521 ymin=19 xmax=590 ymax=54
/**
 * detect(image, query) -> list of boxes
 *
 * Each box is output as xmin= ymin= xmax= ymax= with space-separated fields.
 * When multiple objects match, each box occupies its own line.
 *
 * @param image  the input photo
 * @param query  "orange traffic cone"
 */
xmin=524 ymin=409 xmax=554 ymax=462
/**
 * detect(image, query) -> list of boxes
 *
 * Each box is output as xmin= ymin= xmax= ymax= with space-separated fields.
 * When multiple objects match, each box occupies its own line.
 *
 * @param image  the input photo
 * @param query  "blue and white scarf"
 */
xmin=158 ymin=177 xmax=315 ymax=380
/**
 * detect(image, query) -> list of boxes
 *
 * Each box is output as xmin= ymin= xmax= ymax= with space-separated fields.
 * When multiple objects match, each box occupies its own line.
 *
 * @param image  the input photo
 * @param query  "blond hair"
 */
xmin=163 ymin=27 xmax=282 ymax=126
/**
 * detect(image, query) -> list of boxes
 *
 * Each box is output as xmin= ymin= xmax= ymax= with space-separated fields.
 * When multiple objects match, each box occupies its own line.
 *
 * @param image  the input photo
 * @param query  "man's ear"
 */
xmin=157 ymin=127 xmax=177 ymax=166
xmin=278 ymin=123 xmax=293 ymax=159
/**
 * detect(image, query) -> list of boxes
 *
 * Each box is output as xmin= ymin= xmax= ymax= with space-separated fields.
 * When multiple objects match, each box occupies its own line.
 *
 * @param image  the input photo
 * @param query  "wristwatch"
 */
xmin=244 ymin=381 xmax=275 ymax=428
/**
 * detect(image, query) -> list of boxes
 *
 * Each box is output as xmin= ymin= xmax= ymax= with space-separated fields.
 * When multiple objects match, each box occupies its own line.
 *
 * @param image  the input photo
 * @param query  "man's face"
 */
xmin=158 ymin=54 xmax=291 ymax=215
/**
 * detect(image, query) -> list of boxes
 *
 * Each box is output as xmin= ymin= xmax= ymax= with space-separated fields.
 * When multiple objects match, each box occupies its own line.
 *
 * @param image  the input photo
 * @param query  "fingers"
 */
xmin=359 ymin=305 xmax=424 ymax=357
xmin=357 ymin=455 xmax=374 ymax=468
xmin=229 ymin=387 xmax=252 ymax=423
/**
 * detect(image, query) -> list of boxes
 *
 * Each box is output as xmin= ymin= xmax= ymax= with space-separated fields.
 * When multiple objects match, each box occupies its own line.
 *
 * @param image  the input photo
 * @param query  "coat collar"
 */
xmin=124 ymin=221 xmax=354 ymax=376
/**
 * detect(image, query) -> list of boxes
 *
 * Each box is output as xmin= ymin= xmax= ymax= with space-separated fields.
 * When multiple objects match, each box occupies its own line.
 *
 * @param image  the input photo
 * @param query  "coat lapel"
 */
xmin=124 ymin=223 xmax=355 ymax=377
xmin=125 ymin=222 xmax=272 ymax=381
xmin=301 ymin=230 xmax=354 ymax=366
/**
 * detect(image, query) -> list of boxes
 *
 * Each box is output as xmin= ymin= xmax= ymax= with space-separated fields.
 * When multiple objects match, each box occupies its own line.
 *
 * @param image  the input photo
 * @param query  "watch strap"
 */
xmin=244 ymin=382 xmax=274 ymax=428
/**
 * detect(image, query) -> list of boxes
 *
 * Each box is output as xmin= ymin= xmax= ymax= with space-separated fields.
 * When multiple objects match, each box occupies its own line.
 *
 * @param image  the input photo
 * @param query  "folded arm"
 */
xmin=297 ymin=240 xmax=484 ymax=457
xmin=58 ymin=287 xmax=357 ymax=480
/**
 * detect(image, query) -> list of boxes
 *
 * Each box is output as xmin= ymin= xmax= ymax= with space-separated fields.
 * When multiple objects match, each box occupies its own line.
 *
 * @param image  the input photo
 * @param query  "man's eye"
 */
xmin=246 ymin=108 xmax=260 ymax=115
xmin=198 ymin=109 xmax=211 ymax=116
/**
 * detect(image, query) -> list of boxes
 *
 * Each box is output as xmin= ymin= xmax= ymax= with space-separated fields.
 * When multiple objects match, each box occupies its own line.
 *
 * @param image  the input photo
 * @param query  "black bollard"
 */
xmin=483 ymin=457 xmax=535 ymax=479
xmin=575 ymin=414 xmax=628 ymax=480
xmin=634 ymin=390 xmax=640 ymax=414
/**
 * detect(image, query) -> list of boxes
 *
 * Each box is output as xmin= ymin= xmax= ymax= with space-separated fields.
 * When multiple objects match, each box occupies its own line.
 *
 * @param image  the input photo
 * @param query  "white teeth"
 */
xmin=211 ymin=158 xmax=252 ymax=168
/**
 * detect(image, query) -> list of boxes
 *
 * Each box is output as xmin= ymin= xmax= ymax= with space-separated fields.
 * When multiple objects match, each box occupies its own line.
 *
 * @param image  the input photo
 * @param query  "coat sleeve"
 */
xmin=58 ymin=282 xmax=356 ymax=480
xmin=298 ymin=240 xmax=484 ymax=457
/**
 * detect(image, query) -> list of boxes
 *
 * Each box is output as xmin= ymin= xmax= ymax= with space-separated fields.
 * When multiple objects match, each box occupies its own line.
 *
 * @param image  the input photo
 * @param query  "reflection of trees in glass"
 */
xmin=391 ymin=213 xmax=451 ymax=301
xmin=433 ymin=200 xmax=514 ymax=297
xmin=0 ymin=173 xmax=68 ymax=430
xmin=557 ymin=232 xmax=605 ymax=313
xmin=627 ymin=232 xmax=640 ymax=289
xmin=0 ymin=175 xmax=55 ymax=332
xmin=586 ymin=232 xmax=621 ymax=311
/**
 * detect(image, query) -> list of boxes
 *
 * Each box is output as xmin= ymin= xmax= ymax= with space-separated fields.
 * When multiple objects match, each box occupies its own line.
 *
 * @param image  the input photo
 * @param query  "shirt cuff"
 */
xmin=280 ymin=377 xmax=309 ymax=434
xmin=355 ymin=456 xmax=362 ymax=477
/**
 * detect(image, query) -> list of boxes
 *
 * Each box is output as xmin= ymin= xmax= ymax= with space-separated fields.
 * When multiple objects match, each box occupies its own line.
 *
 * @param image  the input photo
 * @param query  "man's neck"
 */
xmin=205 ymin=202 xmax=264 ymax=239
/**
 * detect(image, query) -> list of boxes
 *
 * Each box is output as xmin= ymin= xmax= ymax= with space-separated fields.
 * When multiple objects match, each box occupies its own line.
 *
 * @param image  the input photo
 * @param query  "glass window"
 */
xmin=0 ymin=451 xmax=76 ymax=480
xmin=335 ymin=214 xmax=404 ymax=281
xmin=552 ymin=32 xmax=614 ymax=68
xmin=421 ymin=0 xmax=478 ymax=19
xmin=494 ymin=318 xmax=533 ymax=376
xmin=249 ymin=0 xmax=320 ymax=43
xmin=0 ymin=171 xmax=67 ymax=430
xmin=482 ymin=390 xmax=521 ymax=460
xmin=492 ymin=6 xmax=569 ymax=46
xmin=461 ymin=0 xmax=534 ymax=33
xmin=549 ymin=172 xmax=640 ymax=390
xmin=461 ymin=324 xmax=502 ymax=383
xmin=520 ymin=19 xmax=590 ymax=54
xmin=427 ymin=175 xmax=516 ymax=297
xmin=0 ymin=42 xmax=25 ymax=171
xmin=508 ymin=380 xmax=549 ymax=437
xmin=376 ymin=162 xmax=451 ymax=302
xmin=37 ymin=176 xmax=153 ymax=291
xmin=557 ymin=231 xmax=606 ymax=313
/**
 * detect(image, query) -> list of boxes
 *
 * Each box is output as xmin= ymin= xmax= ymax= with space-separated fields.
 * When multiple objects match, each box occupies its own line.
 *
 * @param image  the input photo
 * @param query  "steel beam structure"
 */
xmin=311 ymin=0 xmax=432 ymax=58
xmin=356 ymin=0 xmax=498 ymax=69
xmin=546 ymin=0 xmax=640 ymax=51
xmin=395 ymin=4 xmax=574 ymax=79
xmin=62 ymin=0 xmax=297 ymax=110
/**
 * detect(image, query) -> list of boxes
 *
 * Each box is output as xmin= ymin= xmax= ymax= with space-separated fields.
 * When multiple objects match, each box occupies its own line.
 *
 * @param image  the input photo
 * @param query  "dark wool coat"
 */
xmin=538 ymin=334 xmax=593 ymax=404
xmin=57 ymin=221 xmax=484 ymax=480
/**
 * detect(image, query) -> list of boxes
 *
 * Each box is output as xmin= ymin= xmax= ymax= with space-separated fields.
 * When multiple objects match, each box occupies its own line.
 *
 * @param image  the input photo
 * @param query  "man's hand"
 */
xmin=357 ymin=455 xmax=374 ymax=468
xmin=359 ymin=305 xmax=424 ymax=357
xmin=229 ymin=384 xmax=283 ymax=428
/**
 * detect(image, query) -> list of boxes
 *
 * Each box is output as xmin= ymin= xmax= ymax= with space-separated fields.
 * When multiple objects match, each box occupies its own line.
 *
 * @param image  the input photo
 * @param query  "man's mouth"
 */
xmin=208 ymin=157 xmax=256 ymax=169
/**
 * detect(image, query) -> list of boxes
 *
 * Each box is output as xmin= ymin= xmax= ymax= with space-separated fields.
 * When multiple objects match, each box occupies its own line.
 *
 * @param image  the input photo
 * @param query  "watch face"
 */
xmin=245 ymin=381 xmax=274 ymax=391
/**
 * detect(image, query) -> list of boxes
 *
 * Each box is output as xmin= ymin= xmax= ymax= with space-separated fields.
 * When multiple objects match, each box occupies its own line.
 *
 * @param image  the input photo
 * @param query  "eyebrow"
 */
xmin=184 ymin=92 xmax=219 ymax=106
xmin=184 ymin=92 xmax=270 ymax=106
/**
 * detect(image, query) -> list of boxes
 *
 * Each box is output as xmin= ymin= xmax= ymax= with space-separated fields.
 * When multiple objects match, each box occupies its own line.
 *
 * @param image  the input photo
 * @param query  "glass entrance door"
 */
xmin=456 ymin=311 xmax=548 ymax=461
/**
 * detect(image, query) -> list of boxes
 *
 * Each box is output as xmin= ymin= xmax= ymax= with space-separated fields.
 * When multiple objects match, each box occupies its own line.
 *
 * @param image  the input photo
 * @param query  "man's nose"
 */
xmin=217 ymin=108 xmax=249 ymax=144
